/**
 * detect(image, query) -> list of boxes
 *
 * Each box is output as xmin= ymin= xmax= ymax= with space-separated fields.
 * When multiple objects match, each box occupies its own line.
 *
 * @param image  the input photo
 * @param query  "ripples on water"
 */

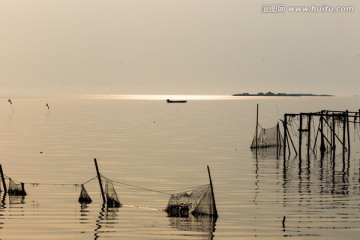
xmin=0 ymin=95 xmax=360 ymax=239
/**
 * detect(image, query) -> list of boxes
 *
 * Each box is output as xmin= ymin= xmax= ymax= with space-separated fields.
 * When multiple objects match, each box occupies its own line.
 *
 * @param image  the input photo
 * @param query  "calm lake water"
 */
xmin=0 ymin=95 xmax=360 ymax=239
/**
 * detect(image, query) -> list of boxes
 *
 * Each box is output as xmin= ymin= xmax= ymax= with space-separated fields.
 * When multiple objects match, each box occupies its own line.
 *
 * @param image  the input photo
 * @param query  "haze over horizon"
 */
xmin=1 ymin=0 xmax=359 ymax=96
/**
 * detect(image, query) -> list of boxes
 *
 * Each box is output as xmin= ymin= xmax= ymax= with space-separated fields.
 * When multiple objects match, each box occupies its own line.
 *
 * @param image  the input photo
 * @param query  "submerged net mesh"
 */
xmin=9 ymin=196 xmax=25 ymax=205
xmin=165 ymin=184 xmax=216 ymax=217
xmin=169 ymin=214 xmax=217 ymax=233
xmin=250 ymin=125 xmax=283 ymax=149
xmin=8 ymin=179 xmax=26 ymax=196
xmin=78 ymin=184 xmax=92 ymax=204
xmin=105 ymin=180 xmax=122 ymax=208
xmin=192 ymin=186 xmax=216 ymax=216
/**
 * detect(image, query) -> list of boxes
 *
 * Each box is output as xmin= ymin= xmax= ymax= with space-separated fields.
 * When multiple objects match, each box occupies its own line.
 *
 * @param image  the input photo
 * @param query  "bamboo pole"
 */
xmin=0 ymin=165 xmax=7 ymax=193
xmin=94 ymin=158 xmax=106 ymax=204
xmin=207 ymin=166 xmax=218 ymax=217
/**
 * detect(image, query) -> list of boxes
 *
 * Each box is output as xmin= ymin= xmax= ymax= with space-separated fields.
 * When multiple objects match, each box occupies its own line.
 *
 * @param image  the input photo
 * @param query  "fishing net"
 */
xmin=78 ymin=184 xmax=92 ymax=204
xmin=105 ymin=180 xmax=122 ymax=208
xmin=250 ymin=125 xmax=282 ymax=149
xmin=165 ymin=184 xmax=216 ymax=217
xmin=8 ymin=178 xmax=26 ymax=196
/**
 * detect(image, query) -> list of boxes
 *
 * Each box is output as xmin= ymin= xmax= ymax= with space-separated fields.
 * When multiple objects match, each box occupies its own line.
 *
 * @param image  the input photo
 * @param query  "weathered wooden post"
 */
xmin=346 ymin=110 xmax=350 ymax=159
xmin=299 ymin=113 xmax=303 ymax=160
xmin=332 ymin=113 xmax=336 ymax=160
xmin=283 ymin=115 xmax=288 ymax=160
xmin=94 ymin=158 xmax=106 ymax=204
xmin=307 ymin=114 xmax=311 ymax=160
xmin=0 ymin=165 xmax=7 ymax=193
xmin=320 ymin=111 xmax=326 ymax=155
xmin=342 ymin=112 xmax=346 ymax=162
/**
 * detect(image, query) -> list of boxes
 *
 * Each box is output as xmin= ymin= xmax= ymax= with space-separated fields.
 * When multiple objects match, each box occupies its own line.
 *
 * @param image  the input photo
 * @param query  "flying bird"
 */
xmin=8 ymin=99 xmax=14 ymax=113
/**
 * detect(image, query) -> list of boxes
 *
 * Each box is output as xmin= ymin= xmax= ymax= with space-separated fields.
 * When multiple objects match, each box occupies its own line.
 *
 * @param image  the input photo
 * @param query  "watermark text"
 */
xmin=261 ymin=4 xmax=355 ymax=13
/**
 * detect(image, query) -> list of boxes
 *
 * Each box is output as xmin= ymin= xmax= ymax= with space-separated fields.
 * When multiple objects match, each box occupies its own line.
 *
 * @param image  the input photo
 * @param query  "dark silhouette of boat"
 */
xmin=166 ymin=99 xmax=187 ymax=103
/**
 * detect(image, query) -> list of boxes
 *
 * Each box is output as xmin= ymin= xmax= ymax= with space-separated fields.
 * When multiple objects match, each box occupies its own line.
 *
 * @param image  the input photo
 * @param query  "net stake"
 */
xmin=21 ymin=182 xmax=26 ymax=196
xmin=0 ymin=165 xmax=7 ymax=193
xmin=94 ymin=158 xmax=106 ymax=204
xmin=207 ymin=165 xmax=218 ymax=217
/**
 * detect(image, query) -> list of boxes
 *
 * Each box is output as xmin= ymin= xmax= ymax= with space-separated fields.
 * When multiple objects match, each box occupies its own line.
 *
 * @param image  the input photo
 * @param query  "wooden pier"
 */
xmin=282 ymin=110 xmax=359 ymax=162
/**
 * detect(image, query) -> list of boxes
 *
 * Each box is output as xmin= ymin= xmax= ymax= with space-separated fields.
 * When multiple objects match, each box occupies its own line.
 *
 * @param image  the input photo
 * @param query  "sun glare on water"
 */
xmin=92 ymin=95 xmax=248 ymax=100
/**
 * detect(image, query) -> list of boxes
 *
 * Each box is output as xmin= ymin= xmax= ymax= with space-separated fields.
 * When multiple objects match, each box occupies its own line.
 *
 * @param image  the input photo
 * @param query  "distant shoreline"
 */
xmin=232 ymin=92 xmax=334 ymax=97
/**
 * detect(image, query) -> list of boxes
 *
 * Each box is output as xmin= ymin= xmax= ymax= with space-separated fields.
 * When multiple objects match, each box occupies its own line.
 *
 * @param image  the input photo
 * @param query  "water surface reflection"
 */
xmin=168 ymin=215 xmax=217 ymax=240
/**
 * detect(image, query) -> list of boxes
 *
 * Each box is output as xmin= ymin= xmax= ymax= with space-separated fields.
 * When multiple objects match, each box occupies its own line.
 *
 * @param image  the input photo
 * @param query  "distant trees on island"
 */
xmin=232 ymin=92 xmax=333 ymax=97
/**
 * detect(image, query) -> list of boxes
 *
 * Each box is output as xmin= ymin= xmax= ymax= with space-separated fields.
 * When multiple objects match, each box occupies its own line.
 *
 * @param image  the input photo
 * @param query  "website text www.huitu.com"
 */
xmin=261 ymin=4 xmax=355 ymax=13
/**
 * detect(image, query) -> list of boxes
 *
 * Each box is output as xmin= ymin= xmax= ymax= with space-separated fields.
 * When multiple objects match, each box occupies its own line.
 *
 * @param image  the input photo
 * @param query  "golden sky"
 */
xmin=0 ymin=0 xmax=359 ymax=95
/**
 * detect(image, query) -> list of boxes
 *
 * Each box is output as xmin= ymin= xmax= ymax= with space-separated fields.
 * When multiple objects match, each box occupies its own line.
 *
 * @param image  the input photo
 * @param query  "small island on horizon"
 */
xmin=232 ymin=92 xmax=334 ymax=97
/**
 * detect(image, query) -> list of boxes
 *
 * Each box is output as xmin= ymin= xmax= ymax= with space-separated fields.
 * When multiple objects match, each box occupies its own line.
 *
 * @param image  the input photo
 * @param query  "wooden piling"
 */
xmin=307 ymin=115 xmax=311 ymax=160
xmin=94 ymin=158 xmax=106 ymax=204
xmin=342 ymin=113 xmax=346 ymax=161
xmin=207 ymin=165 xmax=218 ymax=217
xmin=0 ymin=165 xmax=7 ymax=193
xmin=346 ymin=110 xmax=350 ymax=159
xmin=299 ymin=113 xmax=303 ymax=160
xmin=280 ymin=110 xmax=358 ymax=163
xmin=320 ymin=111 xmax=326 ymax=154
xmin=283 ymin=115 xmax=288 ymax=160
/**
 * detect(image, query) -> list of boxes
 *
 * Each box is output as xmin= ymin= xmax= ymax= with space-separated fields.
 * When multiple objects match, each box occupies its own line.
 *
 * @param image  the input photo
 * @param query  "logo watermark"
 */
xmin=261 ymin=4 xmax=355 ymax=13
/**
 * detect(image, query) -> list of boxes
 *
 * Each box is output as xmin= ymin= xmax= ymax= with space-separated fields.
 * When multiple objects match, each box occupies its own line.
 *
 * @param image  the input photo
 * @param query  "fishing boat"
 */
xmin=166 ymin=99 xmax=187 ymax=103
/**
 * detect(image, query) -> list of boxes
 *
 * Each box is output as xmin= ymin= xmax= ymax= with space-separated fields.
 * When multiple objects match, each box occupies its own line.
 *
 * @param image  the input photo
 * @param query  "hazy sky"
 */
xmin=0 ymin=0 xmax=359 ymax=96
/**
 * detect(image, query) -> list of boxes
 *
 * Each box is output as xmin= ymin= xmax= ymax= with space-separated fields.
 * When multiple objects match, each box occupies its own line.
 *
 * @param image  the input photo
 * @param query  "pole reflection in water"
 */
xmin=252 ymin=143 xmax=360 ymax=238
xmin=0 ymin=192 xmax=5 ymax=231
xmin=94 ymin=204 xmax=105 ymax=240
xmin=282 ymin=152 xmax=356 ymax=237
xmin=1 ymin=192 xmax=6 ymax=208
xmin=94 ymin=204 xmax=119 ymax=240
